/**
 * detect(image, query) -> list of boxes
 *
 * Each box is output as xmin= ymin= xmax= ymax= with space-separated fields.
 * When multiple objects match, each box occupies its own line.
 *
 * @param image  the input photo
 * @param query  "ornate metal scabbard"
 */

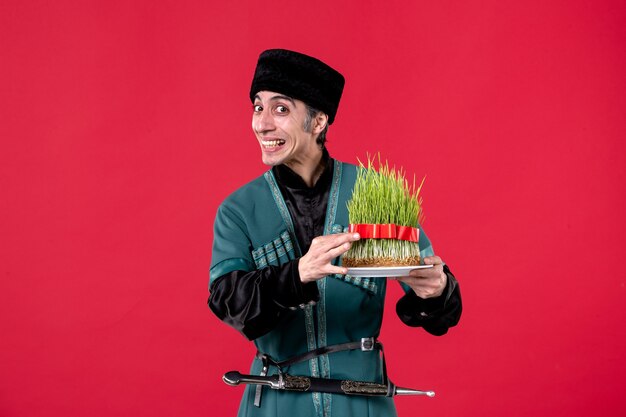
xmin=223 ymin=371 xmax=435 ymax=398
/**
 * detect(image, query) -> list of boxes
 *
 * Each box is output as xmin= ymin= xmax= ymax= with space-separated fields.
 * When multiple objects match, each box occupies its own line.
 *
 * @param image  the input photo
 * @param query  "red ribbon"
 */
xmin=348 ymin=224 xmax=419 ymax=242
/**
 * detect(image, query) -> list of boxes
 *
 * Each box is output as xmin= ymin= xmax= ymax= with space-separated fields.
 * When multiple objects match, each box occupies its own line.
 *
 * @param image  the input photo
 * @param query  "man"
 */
xmin=208 ymin=49 xmax=462 ymax=417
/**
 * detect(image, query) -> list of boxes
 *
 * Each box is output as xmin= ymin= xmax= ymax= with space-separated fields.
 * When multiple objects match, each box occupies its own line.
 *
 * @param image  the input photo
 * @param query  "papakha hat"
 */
xmin=249 ymin=49 xmax=345 ymax=124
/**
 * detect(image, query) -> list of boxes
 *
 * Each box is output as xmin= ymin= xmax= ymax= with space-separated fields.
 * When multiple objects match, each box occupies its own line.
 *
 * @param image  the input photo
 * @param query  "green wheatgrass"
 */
xmin=342 ymin=155 xmax=424 ymax=267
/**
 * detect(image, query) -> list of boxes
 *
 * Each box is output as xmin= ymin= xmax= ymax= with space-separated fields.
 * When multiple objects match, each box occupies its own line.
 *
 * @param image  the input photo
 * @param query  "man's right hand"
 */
xmin=298 ymin=233 xmax=360 ymax=283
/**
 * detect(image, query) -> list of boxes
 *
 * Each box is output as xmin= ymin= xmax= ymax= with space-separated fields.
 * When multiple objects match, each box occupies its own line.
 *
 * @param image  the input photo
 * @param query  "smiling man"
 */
xmin=208 ymin=49 xmax=462 ymax=417
xmin=252 ymin=91 xmax=327 ymax=187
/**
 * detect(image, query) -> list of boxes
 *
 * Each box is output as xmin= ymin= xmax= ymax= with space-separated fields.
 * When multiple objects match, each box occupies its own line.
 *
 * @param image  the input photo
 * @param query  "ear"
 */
xmin=312 ymin=113 xmax=329 ymax=134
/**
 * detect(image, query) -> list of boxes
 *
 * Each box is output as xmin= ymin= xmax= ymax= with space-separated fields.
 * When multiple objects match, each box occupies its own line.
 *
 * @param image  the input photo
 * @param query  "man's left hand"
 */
xmin=395 ymin=256 xmax=447 ymax=299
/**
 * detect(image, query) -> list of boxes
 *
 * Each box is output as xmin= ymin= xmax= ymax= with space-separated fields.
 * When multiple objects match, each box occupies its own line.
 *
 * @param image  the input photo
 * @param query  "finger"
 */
xmin=396 ymin=276 xmax=434 ymax=286
xmin=327 ymin=241 xmax=352 ymax=259
xmin=327 ymin=265 xmax=349 ymax=275
xmin=409 ymin=266 xmax=441 ymax=278
xmin=311 ymin=233 xmax=360 ymax=251
xmin=423 ymin=256 xmax=442 ymax=265
xmin=397 ymin=275 xmax=443 ymax=295
xmin=409 ymin=265 xmax=439 ymax=276
xmin=404 ymin=272 xmax=442 ymax=285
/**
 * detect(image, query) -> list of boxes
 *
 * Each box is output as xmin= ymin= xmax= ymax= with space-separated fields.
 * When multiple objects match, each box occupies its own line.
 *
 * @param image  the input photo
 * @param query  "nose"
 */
xmin=253 ymin=108 xmax=275 ymax=133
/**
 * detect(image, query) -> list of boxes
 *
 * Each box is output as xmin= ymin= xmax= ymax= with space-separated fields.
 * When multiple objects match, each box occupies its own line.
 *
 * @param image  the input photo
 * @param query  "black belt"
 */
xmin=253 ymin=337 xmax=388 ymax=407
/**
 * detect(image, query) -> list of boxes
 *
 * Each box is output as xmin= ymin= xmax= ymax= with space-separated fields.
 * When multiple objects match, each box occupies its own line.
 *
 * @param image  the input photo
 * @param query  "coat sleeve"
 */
xmin=208 ymin=261 xmax=319 ymax=340
xmin=208 ymin=201 xmax=318 ymax=341
xmin=395 ymin=264 xmax=462 ymax=336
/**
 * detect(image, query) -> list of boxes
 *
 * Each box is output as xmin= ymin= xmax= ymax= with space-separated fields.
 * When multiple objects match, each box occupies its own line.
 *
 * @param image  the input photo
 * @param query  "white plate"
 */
xmin=345 ymin=265 xmax=433 ymax=278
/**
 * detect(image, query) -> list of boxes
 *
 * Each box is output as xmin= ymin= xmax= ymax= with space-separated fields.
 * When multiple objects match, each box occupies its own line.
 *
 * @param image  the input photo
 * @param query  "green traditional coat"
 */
xmin=210 ymin=161 xmax=435 ymax=417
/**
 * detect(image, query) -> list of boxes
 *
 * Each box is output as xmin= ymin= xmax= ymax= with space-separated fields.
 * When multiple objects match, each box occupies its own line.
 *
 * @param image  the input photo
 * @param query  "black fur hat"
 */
xmin=250 ymin=49 xmax=345 ymax=124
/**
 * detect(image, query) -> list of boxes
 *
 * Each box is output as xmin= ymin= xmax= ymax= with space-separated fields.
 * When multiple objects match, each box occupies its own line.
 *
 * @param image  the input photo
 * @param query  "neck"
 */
xmin=285 ymin=149 xmax=325 ymax=187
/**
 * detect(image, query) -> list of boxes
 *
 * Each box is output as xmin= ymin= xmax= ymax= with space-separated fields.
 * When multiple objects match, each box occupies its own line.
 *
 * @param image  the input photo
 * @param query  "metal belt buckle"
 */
xmin=361 ymin=337 xmax=375 ymax=351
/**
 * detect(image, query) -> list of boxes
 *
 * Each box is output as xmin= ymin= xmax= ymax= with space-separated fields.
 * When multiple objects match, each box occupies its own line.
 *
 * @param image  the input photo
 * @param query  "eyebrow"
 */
xmin=253 ymin=94 xmax=296 ymax=105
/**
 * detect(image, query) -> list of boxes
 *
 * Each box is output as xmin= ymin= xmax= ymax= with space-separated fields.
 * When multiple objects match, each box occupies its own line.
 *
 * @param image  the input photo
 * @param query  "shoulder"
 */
xmin=218 ymin=172 xmax=270 ymax=212
xmin=215 ymin=170 xmax=286 ymax=231
xmin=335 ymin=159 xmax=358 ymax=170
xmin=334 ymin=159 xmax=358 ymax=186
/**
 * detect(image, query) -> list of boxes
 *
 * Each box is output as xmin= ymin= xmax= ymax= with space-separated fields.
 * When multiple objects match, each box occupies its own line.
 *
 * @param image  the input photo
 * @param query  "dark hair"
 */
xmin=303 ymin=104 xmax=329 ymax=148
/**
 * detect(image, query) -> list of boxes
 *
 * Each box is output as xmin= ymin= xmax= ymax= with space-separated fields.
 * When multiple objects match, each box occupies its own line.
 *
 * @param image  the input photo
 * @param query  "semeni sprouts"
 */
xmin=342 ymin=155 xmax=425 ymax=267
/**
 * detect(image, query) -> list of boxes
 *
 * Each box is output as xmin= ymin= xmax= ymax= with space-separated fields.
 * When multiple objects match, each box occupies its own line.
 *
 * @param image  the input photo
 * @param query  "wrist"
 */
xmin=297 ymin=258 xmax=312 ymax=284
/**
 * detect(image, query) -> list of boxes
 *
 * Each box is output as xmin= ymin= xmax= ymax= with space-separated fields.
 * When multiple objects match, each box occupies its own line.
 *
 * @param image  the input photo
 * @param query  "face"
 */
xmin=252 ymin=91 xmax=323 ymax=169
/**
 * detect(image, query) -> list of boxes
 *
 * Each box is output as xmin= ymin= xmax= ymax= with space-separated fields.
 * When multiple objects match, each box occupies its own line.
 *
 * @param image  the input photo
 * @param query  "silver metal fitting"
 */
xmin=361 ymin=337 xmax=375 ymax=351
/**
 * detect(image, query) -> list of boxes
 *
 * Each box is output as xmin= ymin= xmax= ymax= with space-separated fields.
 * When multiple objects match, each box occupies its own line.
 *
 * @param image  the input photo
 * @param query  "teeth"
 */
xmin=262 ymin=140 xmax=285 ymax=148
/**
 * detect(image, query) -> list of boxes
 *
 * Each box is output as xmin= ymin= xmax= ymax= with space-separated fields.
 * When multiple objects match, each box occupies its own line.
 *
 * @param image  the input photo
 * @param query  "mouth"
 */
xmin=261 ymin=139 xmax=286 ymax=149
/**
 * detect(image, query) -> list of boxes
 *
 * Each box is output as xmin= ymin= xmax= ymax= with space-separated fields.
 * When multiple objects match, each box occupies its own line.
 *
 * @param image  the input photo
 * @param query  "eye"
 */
xmin=253 ymin=104 xmax=263 ymax=112
xmin=275 ymin=105 xmax=289 ymax=114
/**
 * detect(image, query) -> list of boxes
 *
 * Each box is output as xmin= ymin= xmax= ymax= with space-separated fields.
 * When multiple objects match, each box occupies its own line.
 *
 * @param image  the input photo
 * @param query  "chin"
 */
xmin=261 ymin=154 xmax=284 ymax=167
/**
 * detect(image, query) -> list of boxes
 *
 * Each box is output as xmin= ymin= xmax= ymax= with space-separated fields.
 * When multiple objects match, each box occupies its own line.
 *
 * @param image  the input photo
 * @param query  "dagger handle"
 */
xmin=223 ymin=371 xmax=282 ymax=389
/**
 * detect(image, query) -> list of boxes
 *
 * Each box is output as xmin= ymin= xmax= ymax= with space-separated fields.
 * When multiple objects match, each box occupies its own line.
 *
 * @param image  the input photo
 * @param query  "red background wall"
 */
xmin=1 ymin=1 xmax=625 ymax=416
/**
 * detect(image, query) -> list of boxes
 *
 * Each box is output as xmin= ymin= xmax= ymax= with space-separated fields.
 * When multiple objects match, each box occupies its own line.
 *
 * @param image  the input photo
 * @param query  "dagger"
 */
xmin=223 ymin=371 xmax=435 ymax=397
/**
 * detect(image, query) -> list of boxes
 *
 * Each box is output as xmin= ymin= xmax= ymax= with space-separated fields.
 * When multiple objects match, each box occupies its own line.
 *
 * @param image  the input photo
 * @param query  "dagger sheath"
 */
xmin=223 ymin=371 xmax=435 ymax=397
